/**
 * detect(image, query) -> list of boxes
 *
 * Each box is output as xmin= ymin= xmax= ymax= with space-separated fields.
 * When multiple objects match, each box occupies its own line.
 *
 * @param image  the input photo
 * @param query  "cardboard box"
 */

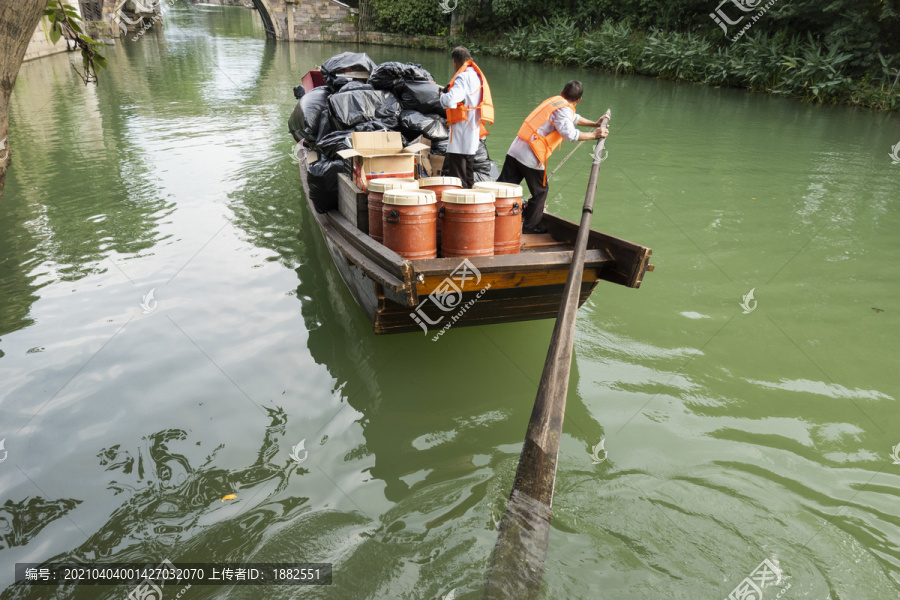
xmin=338 ymin=172 xmax=368 ymax=233
xmin=410 ymin=136 xmax=446 ymax=178
xmin=429 ymin=155 xmax=445 ymax=177
xmin=338 ymin=132 xmax=428 ymax=192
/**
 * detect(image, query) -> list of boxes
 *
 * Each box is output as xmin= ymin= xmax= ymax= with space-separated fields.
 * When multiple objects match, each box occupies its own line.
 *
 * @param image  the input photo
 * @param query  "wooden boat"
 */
xmin=296 ymin=147 xmax=653 ymax=335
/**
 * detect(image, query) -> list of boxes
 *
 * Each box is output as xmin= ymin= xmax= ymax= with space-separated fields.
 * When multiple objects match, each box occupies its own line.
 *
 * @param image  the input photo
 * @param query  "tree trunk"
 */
xmin=0 ymin=0 xmax=47 ymax=202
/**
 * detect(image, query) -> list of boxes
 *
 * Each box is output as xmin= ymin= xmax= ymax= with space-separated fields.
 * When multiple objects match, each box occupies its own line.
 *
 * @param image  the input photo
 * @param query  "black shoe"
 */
xmin=523 ymin=225 xmax=548 ymax=234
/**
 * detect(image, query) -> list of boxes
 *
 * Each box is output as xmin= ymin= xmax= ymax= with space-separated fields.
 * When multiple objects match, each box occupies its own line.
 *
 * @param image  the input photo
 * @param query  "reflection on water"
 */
xmin=1 ymin=3 xmax=899 ymax=599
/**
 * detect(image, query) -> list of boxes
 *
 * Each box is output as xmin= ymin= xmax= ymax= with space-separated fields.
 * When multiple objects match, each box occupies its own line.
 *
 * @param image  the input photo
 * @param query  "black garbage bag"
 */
xmin=316 ymin=115 xmax=334 ymax=144
xmin=374 ymin=92 xmax=402 ymax=127
xmin=474 ymin=160 xmax=499 ymax=183
xmin=316 ymin=130 xmax=354 ymax=159
xmin=329 ymin=89 xmax=399 ymax=130
xmin=399 ymin=110 xmax=448 ymax=142
xmin=474 ymin=140 xmax=490 ymax=163
xmin=396 ymin=81 xmax=443 ymax=115
xmin=474 ymin=141 xmax=498 ymax=182
xmin=288 ymin=87 xmax=330 ymax=144
xmin=353 ymin=120 xmax=390 ymax=133
xmin=288 ymin=99 xmax=305 ymax=141
xmin=293 ymin=84 xmax=305 ymax=100
xmin=307 ymin=157 xmax=343 ymax=213
xmin=338 ymin=81 xmax=373 ymax=93
xmin=369 ymin=61 xmax=433 ymax=90
xmin=320 ymin=52 xmax=377 ymax=91
xmin=429 ymin=138 xmax=448 ymax=156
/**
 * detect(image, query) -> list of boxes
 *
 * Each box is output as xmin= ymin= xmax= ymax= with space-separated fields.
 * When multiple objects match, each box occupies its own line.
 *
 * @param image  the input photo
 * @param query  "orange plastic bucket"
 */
xmin=382 ymin=189 xmax=438 ymax=260
xmin=440 ymin=190 xmax=495 ymax=258
xmin=367 ymin=178 xmax=417 ymax=244
xmin=474 ymin=182 xmax=524 ymax=255
xmin=418 ymin=176 xmax=463 ymax=245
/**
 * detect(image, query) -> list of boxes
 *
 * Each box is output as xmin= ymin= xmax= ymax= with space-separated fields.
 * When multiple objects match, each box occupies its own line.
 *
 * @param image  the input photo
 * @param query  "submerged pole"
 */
xmin=484 ymin=111 xmax=611 ymax=599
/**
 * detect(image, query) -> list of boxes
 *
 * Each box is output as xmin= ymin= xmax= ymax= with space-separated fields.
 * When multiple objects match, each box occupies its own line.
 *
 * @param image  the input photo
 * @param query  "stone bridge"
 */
xmin=250 ymin=0 xmax=357 ymax=42
xmin=81 ymin=0 xmax=358 ymax=42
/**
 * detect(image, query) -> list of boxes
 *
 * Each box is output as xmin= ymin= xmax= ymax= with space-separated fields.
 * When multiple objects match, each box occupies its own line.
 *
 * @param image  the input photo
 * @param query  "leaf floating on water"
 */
xmin=221 ymin=494 xmax=237 ymax=502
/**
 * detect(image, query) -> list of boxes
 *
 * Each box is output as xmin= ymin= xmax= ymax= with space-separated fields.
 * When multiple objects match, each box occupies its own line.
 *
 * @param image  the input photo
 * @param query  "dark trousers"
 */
xmin=498 ymin=154 xmax=548 ymax=230
xmin=444 ymin=153 xmax=475 ymax=189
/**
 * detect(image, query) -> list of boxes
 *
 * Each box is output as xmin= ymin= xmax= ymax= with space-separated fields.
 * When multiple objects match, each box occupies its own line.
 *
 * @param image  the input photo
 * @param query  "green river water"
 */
xmin=1 ymin=4 xmax=899 ymax=599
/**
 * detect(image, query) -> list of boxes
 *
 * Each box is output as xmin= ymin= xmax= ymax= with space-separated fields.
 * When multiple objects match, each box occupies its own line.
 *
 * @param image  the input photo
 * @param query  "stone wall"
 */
xmin=359 ymin=31 xmax=445 ymax=49
xmin=24 ymin=2 xmax=80 ymax=62
xmin=274 ymin=0 xmax=356 ymax=42
xmin=25 ymin=0 xmax=123 ymax=62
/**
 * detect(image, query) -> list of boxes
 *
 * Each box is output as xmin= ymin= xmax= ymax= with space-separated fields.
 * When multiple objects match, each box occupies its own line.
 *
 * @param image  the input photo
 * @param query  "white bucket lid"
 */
xmin=383 ymin=189 xmax=437 ymax=206
xmin=418 ymin=176 xmax=463 ymax=188
xmin=368 ymin=178 xmax=418 ymax=193
xmin=473 ymin=182 xmax=524 ymax=198
xmin=442 ymin=190 xmax=495 ymax=205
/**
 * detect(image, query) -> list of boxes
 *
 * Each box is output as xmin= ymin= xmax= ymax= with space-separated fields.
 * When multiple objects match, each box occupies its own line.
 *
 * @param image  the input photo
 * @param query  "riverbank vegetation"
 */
xmin=362 ymin=0 xmax=900 ymax=110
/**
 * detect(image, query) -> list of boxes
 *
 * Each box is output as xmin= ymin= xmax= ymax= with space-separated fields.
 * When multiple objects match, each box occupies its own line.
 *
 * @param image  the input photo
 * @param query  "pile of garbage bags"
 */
xmin=288 ymin=51 xmax=498 ymax=213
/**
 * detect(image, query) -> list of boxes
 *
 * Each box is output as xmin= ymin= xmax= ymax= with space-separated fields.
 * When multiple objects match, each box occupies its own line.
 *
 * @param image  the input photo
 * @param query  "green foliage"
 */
xmin=370 ymin=0 xmax=448 ymax=36
xmin=470 ymin=18 xmax=899 ymax=109
xmin=774 ymin=34 xmax=854 ymax=100
xmin=522 ymin=18 xmax=584 ymax=65
xmin=582 ymin=22 xmax=641 ymax=73
xmin=642 ymin=30 xmax=712 ymax=80
xmin=439 ymin=0 xmax=900 ymax=109
xmin=462 ymin=0 xmax=899 ymax=74
xmin=43 ymin=0 xmax=107 ymax=84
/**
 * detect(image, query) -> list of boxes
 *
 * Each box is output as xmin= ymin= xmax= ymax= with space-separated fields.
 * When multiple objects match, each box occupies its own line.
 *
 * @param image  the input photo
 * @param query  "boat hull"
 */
xmin=297 ymin=148 xmax=651 ymax=335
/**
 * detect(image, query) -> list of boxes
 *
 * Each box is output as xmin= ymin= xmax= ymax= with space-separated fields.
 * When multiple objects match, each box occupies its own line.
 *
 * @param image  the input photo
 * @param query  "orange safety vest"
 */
xmin=516 ymin=95 xmax=577 ymax=166
xmin=445 ymin=60 xmax=494 ymax=139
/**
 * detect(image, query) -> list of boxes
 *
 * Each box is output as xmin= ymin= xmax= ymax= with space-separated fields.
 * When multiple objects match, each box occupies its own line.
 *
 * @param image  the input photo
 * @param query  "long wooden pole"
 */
xmin=484 ymin=110 xmax=611 ymax=600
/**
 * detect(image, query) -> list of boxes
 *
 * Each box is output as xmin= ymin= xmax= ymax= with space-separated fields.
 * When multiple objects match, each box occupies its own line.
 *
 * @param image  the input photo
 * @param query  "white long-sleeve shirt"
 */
xmin=507 ymin=104 xmax=581 ymax=170
xmin=439 ymin=67 xmax=482 ymax=156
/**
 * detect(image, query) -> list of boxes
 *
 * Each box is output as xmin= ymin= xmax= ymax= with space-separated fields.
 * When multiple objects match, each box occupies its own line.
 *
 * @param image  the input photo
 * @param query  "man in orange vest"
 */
xmin=439 ymin=46 xmax=494 ymax=189
xmin=498 ymin=81 xmax=608 ymax=234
